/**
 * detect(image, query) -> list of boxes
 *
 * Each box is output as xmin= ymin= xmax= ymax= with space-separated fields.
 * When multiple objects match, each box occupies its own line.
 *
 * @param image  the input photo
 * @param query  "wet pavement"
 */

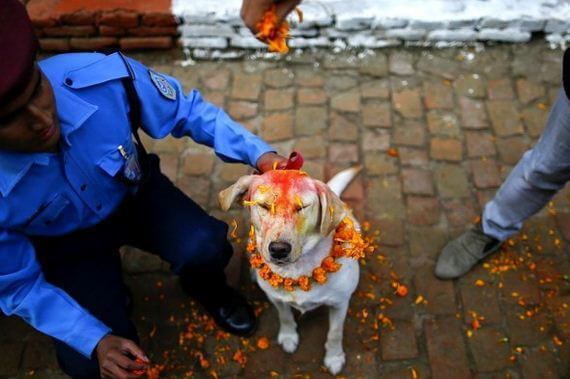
xmin=1 ymin=40 xmax=569 ymax=378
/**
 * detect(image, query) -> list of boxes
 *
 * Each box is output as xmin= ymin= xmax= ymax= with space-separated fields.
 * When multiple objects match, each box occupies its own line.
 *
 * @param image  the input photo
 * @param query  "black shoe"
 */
xmin=124 ymin=284 xmax=134 ymax=316
xmin=182 ymin=276 xmax=257 ymax=337
xmin=200 ymin=287 xmax=257 ymax=337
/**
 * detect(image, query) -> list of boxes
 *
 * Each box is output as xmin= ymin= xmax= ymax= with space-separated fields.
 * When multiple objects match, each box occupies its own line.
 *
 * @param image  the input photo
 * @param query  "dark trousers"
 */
xmin=30 ymin=154 xmax=233 ymax=378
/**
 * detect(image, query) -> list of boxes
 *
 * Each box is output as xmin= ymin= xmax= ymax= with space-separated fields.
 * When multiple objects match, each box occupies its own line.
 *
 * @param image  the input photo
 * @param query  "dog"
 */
xmin=219 ymin=166 xmax=362 ymax=374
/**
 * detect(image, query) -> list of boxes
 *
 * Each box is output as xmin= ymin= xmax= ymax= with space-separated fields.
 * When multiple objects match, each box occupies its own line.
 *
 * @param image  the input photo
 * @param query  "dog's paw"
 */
xmin=278 ymin=332 xmax=299 ymax=353
xmin=324 ymin=352 xmax=346 ymax=375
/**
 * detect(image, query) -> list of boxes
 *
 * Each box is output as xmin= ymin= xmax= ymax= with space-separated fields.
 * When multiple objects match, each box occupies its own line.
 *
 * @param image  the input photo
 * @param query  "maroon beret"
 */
xmin=0 ymin=0 xmax=39 ymax=106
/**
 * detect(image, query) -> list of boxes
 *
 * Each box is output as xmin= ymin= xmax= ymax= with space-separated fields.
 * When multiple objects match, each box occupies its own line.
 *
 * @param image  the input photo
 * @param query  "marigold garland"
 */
xmin=248 ymin=217 xmax=374 ymax=291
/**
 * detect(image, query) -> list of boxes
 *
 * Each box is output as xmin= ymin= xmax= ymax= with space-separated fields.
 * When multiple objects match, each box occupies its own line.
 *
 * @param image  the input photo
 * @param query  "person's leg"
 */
xmin=31 ymin=208 xmax=137 ymax=378
xmin=436 ymin=89 xmax=570 ymax=279
xmin=483 ymin=90 xmax=570 ymax=240
xmin=125 ymin=154 xmax=255 ymax=335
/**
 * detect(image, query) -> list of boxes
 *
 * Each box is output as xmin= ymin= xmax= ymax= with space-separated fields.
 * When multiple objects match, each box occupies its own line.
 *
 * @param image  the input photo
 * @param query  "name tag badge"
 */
xmin=118 ymin=145 xmax=142 ymax=183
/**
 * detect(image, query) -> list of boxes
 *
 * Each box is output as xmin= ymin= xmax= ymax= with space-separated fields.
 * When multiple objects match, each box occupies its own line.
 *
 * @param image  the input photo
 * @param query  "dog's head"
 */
xmin=219 ymin=170 xmax=347 ymax=265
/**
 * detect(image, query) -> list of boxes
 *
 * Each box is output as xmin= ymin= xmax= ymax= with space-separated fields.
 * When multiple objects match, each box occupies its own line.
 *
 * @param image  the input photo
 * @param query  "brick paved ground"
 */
xmin=1 ymin=41 xmax=569 ymax=378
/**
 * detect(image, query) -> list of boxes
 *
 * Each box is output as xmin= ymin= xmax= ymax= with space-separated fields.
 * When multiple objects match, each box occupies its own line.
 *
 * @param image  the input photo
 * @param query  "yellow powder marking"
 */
xmin=294 ymin=195 xmax=304 ymax=209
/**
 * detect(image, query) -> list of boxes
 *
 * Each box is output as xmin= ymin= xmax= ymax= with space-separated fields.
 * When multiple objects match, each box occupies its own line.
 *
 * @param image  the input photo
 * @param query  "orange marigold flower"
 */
xmin=387 ymin=147 xmax=399 ymax=157
xmin=250 ymin=254 xmax=264 ymax=268
xmin=474 ymin=279 xmax=485 ymax=287
xmin=321 ymin=256 xmax=341 ymax=272
xmin=312 ymin=267 xmax=327 ymax=284
xmin=283 ymin=278 xmax=295 ymax=291
xmin=471 ymin=318 xmax=481 ymax=331
xmin=257 ymin=337 xmax=270 ymax=350
xmin=298 ymin=275 xmax=311 ymax=291
xmin=268 ymin=273 xmax=284 ymax=288
xmin=394 ymin=283 xmax=408 ymax=297
xmin=332 ymin=245 xmax=344 ymax=258
xmin=259 ymin=264 xmax=272 ymax=280
xmin=232 ymin=349 xmax=247 ymax=367
xmin=147 ymin=365 xmax=165 ymax=379
xmin=246 ymin=225 xmax=256 ymax=253
xmin=196 ymin=352 xmax=210 ymax=369
xmin=131 ymin=358 xmax=147 ymax=376
xmin=256 ymin=5 xmax=290 ymax=54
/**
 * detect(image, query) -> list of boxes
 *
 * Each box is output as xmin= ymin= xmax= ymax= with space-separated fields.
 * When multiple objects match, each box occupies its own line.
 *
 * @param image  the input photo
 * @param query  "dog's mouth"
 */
xmin=269 ymin=257 xmax=291 ymax=265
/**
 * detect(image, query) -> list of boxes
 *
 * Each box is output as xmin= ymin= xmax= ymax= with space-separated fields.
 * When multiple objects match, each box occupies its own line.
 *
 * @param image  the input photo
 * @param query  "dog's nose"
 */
xmin=269 ymin=241 xmax=292 ymax=260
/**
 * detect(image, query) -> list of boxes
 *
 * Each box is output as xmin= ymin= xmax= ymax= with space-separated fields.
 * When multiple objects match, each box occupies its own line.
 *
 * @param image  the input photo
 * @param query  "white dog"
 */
xmin=219 ymin=167 xmax=362 ymax=375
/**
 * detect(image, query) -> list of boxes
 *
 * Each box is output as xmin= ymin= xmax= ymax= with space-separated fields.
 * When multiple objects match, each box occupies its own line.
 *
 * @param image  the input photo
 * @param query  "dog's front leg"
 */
xmin=324 ymin=301 xmax=349 ymax=375
xmin=271 ymin=299 xmax=299 ymax=353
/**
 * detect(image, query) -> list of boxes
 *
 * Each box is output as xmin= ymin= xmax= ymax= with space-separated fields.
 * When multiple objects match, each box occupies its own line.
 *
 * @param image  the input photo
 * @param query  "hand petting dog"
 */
xmin=256 ymin=151 xmax=288 ymax=173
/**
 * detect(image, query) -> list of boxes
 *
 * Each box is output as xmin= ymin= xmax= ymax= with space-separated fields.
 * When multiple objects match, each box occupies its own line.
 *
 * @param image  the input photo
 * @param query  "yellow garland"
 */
xmin=248 ymin=217 xmax=374 ymax=291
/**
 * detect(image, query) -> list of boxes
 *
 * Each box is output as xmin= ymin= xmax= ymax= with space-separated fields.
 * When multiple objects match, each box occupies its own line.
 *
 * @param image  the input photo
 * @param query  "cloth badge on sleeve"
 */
xmin=149 ymin=70 xmax=176 ymax=100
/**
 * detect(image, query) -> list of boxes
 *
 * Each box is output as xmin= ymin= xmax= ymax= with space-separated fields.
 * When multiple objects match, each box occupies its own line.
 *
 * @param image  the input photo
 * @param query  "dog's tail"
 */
xmin=326 ymin=166 xmax=362 ymax=196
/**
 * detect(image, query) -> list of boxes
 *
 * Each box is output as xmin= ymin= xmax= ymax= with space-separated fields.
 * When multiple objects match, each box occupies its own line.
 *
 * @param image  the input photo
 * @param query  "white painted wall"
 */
xmin=172 ymin=0 xmax=570 ymax=55
xmin=172 ymin=0 xmax=570 ymax=22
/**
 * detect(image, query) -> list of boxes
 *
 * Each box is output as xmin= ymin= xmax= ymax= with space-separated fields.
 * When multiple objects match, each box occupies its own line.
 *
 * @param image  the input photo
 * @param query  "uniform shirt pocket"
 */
xmin=25 ymin=193 xmax=71 ymax=232
xmin=97 ymin=147 xmax=125 ymax=177
xmin=96 ymin=137 xmax=137 ymax=178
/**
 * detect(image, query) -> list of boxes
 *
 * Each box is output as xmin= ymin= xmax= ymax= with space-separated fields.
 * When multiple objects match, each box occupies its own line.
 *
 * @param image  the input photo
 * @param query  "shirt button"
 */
xmin=65 ymin=78 xmax=73 ymax=86
xmin=96 ymin=204 xmax=102 ymax=211
xmin=80 ymin=184 xmax=87 ymax=191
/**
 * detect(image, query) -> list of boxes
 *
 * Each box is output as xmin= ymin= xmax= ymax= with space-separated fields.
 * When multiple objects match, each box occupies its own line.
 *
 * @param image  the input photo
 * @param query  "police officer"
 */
xmin=0 ymin=1 xmax=288 ymax=377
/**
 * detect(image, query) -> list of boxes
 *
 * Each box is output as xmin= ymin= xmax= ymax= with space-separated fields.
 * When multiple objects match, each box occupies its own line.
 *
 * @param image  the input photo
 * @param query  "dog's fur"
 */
xmin=219 ymin=167 xmax=361 ymax=374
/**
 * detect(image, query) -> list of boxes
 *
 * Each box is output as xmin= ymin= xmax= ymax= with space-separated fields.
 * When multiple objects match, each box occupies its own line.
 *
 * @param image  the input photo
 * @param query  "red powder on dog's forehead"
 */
xmin=263 ymin=170 xmax=312 ymax=192
xmin=253 ymin=170 xmax=314 ymax=214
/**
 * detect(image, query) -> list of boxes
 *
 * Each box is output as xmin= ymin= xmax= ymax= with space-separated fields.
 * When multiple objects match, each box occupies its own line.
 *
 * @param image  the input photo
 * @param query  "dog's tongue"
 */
xmin=284 ymin=151 xmax=304 ymax=170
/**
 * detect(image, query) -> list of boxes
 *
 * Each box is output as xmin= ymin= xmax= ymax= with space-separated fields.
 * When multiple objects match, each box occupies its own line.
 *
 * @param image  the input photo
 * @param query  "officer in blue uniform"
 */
xmin=0 ymin=1 xmax=288 ymax=377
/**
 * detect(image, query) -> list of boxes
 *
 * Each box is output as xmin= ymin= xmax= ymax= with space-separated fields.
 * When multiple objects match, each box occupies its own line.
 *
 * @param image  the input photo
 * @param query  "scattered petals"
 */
xmin=257 ymin=337 xmax=270 ymax=350
xmin=474 ymin=279 xmax=485 ymax=287
xmin=232 ymin=349 xmax=247 ymax=367
xmin=411 ymin=367 xmax=419 ymax=379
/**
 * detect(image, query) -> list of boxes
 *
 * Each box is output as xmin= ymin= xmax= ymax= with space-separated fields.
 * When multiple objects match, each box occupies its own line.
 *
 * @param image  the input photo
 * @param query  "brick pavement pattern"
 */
xmin=1 ymin=41 xmax=569 ymax=378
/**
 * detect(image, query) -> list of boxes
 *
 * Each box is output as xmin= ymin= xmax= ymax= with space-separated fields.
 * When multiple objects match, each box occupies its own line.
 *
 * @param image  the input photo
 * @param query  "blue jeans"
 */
xmin=483 ymin=89 xmax=570 ymax=240
xmin=31 ymin=154 xmax=232 ymax=378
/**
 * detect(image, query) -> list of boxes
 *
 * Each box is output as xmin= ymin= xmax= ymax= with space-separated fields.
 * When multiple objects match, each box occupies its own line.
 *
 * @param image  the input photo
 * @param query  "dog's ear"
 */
xmin=315 ymin=180 xmax=347 ymax=236
xmin=218 ymin=175 xmax=255 ymax=211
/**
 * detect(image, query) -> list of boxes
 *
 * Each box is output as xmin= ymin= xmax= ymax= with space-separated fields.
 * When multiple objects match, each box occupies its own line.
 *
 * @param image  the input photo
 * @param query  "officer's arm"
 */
xmin=126 ymin=57 xmax=275 ymax=168
xmin=0 ymin=229 xmax=111 ymax=358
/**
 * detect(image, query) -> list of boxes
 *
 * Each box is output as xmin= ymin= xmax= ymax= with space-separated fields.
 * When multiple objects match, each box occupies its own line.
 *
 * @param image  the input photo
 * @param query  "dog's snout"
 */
xmin=269 ymin=241 xmax=292 ymax=260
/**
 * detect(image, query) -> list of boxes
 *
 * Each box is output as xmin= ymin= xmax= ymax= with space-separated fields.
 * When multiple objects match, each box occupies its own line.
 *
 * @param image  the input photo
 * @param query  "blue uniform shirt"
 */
xmin=0 ymin=53 xmax=274 ymax=358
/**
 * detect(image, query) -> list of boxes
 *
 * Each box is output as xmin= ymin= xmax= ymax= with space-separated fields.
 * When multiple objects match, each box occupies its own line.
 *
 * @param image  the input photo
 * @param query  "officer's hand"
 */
xmin=96 ymin=334 xmax=148 ymax=379
xmin=241 ymin=0 xmax=302 ymax=35
xmin=256 ymin=152 xmax=288 ymax=173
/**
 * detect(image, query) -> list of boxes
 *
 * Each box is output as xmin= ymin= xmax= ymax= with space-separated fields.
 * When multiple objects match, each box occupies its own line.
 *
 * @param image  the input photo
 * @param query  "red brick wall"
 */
xmin=27 ymin=0 xmax=179 ymax=51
